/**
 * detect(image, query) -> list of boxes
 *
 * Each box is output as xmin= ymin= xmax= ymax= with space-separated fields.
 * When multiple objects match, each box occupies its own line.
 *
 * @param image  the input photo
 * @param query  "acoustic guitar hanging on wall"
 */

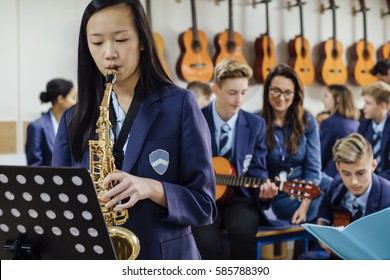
xmin=213 ymin=157 xmax=321 ymax=207
xmin=214 ymin=0 xmax=247 ymax=66
xmin=287 ymin=0 xmax=315 ymax=86
xmin=316 ymin=0 xmax=347 ymax=85
xmin=349 ymin=0 xmax=377 ymax=86
xmin=253 ymin=0 xmax=276 ymax=84
xmin=176 ymin=0 xmax=214 ymax=83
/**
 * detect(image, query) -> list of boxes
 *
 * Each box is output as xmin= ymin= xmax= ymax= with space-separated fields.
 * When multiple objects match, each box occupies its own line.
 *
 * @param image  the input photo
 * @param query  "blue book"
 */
xmin=302 ymin=207 xmax=390 ymax=260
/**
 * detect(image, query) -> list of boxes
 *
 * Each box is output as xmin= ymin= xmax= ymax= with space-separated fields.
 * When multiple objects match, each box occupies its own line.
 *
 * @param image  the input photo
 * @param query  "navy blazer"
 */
xmin=52 ymin=85 xmax=217 ymax=260
xmin=25 ymin=110 xmax=55 ymax=166
xmin=317 ymin=173 xmax=390 ymax=224
xmin=358 ymin=114 xmax=390 ymax=181
xmin=202 ymin=104 xmax=268 ymax=201
xmin=320 ymin=112 xmax=359 ymax=177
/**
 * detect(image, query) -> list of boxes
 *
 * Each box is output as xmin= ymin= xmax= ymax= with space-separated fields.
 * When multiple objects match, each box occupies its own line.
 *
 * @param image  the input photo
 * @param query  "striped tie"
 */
xmin=372 ymin=131 xmax=382 ymax=172
xmin=219 ymin=123 xmax=231 ymax=159
xmin=352 ymin=198 xmax=363 ymax=221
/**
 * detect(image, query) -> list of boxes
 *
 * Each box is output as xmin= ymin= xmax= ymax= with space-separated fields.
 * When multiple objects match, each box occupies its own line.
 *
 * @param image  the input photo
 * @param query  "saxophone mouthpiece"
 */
xmin=106 ymin=68 xmax=118 ymax=85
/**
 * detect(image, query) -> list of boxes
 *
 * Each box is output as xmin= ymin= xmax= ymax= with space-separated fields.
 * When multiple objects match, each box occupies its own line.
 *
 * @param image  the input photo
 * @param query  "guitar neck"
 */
xmin=332 ymin=5 xmax=337 ymax=50
xmin=299 ymin=4 xmax=305 ymax=44
xmin=264 ymin=0 xmax=271 ymax=53
xmin=228 ymin=0 xmax=234 ymax=44
xmin=215 ymin=173 xmax=267 ymax=189
xmin=190 ymin=0 xmax=199 ymax=42
xmin=265 ymin=1 xmax=270 ymax=37
xmin=362 ymin=9 xmax=368 ymax=51
xmin=357 ymin=0 xmax=369 ymax=51
xmin=146 ymin=0 xmax=152 ymax=29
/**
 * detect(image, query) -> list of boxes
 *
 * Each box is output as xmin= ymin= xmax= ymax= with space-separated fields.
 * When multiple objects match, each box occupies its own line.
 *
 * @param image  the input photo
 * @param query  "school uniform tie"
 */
xmin=219 ymin=123 xmax=232 ymax=160
xmin=352 ymin=198 xmax=363 ymax=221
xmin=372 ymin=131 xmax=382 ymax=173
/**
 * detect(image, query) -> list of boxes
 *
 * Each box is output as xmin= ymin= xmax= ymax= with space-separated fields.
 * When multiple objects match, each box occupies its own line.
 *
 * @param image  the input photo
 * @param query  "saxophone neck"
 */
xmin=100 ymin=69 xmax=117 ymax=109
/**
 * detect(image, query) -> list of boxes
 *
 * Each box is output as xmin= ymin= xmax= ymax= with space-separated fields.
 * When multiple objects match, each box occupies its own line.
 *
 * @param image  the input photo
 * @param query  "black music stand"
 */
xmin=0 ymin=165 xmax=116 ymax=260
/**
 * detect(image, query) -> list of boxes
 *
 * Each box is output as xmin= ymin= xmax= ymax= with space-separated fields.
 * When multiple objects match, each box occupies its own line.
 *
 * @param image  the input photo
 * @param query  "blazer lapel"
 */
xmin=380 ymin=116 xmax=390 ymax=157
xmin=121 ymin=94 xmax=160 ymax=172
xmin=365 ymin=175 xmax=381 ymax=215
xmin=332 ymin=184 xmax=348 ymax=207
xmin=203 ymin=105 xmax=218 ymax=156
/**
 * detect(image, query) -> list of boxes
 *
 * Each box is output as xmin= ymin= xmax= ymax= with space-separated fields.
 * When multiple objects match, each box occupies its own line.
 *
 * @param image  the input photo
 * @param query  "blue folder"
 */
xmin=302 ymin=207 xmax=390 ymax=260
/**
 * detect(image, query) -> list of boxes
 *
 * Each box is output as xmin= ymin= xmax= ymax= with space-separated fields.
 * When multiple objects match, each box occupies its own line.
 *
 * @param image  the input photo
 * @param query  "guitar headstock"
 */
xmin=359 ymin=0 xmax=367 ymax=10
xmin=287 ymin=0 xmax=305 ymax=11
xmin=381 ymin=0 xmax=390 ymax=18
xmin=320 ymin=0 xmax=338 ymax=14
xmin=353 ymin=0 xmax=369 ymax=16
xmin=280 ymin=180 xmax=321 ymax=200
xmin=252 ymin=0 xmax=272 ymax=8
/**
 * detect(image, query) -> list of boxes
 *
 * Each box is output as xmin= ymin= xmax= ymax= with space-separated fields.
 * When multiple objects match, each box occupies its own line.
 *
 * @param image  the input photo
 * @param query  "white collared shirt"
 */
xmin=111 ymin=92 xmax=129 ymax=152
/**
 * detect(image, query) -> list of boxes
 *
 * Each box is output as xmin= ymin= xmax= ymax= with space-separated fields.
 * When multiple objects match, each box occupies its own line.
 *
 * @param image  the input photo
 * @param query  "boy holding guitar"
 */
xmin=317 ymin=133 xmax=390 ymax=253
xmin=192 ymin=59 xmax=278 ymax=260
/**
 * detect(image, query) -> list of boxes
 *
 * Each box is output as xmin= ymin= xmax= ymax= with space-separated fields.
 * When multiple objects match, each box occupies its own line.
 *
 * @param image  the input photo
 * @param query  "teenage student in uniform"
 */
xmin=192 ymin=59 xmax=278 ymax=260
xmin=52 ymin=0 xmax=217 ymax=260
xmin=26 ymin=78 xmax=76 ymax=166
xmin=320 ymin=84 xmax=360 ymax=177
xmin=358 ymin=81 xmax=390 ymax=181
xmin=317 ymin=133 xmax=390 ymax=253
xmin=260 ymin=63 xmax=329 ymax=224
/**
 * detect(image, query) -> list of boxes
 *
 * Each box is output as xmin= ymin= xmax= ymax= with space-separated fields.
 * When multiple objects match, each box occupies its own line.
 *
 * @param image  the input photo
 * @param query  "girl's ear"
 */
xmin=56 ymin=95 xmax=65 ymax=104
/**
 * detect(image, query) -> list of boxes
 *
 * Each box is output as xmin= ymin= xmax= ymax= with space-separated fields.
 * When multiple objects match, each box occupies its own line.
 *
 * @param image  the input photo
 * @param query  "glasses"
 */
xmin=269 ymin=87 xmax=295 ymax=99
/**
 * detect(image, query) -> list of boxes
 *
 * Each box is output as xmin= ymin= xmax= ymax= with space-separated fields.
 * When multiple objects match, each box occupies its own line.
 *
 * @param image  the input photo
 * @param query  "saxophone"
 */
xmin=89 ymin=69 xmax=140 ymax=260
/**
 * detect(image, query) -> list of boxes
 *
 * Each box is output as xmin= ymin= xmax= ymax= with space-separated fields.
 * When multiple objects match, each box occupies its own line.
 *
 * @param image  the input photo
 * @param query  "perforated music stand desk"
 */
xmin=0 ymin=165 xmax=116 ymax=260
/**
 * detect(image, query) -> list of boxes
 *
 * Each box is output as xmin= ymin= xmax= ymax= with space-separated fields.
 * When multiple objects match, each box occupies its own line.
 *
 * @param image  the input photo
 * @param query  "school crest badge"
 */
xmin=149 ymin=149 xmax=169 ymax=175
xmin=242 ymin=154 xmax=253 ymax=173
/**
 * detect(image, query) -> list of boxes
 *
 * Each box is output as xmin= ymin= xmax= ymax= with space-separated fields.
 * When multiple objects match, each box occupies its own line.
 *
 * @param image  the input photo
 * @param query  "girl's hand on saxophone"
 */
xmin=101 ymin=171 xmax=167 ymax=209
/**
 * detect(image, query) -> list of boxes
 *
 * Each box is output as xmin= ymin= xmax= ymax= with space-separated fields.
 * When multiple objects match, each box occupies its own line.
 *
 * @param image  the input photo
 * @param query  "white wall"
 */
xmin=0 ymin=0 xmax=389 ymax=162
